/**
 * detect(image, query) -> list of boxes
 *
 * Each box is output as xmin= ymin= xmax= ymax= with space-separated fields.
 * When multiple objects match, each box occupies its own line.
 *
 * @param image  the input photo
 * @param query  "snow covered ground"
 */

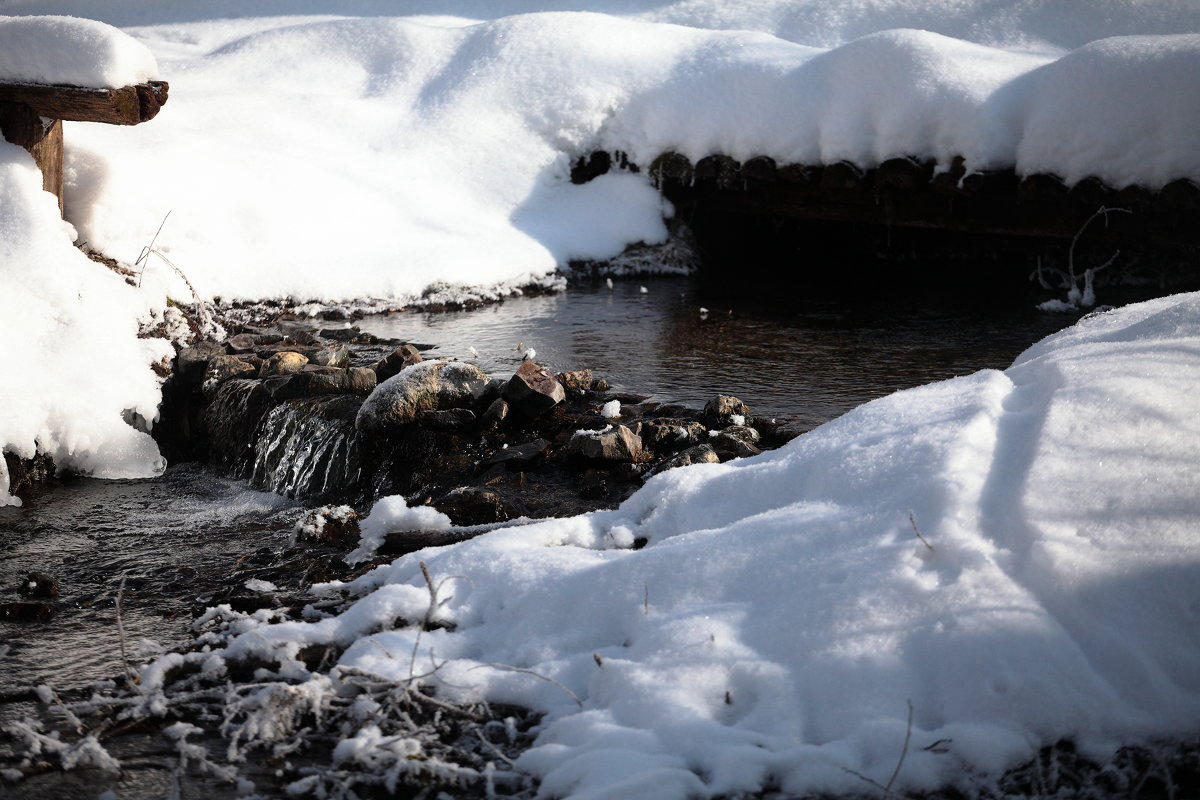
xmin=144 ymin=291 xmax=1200 ymax=798
xmin=0 ymin=2 xmax=1198 ymax=796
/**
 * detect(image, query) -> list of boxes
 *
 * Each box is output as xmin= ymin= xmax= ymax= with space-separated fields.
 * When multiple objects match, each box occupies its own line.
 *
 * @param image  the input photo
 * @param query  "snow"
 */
xmin=0 ymin=15 xmax=158 ymax=88
xmin=0 ymin=2 xmax=1192 ymax=304
xmin=0 ymin=141 xmax=172 ymax=505
xmin=191 ymin=293 xmax=1200 ymax=797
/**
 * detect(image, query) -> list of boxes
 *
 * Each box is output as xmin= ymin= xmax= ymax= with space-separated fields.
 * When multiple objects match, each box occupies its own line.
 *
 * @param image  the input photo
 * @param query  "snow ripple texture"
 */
xmin=191 ymin=293 xmax=1200 ymax=799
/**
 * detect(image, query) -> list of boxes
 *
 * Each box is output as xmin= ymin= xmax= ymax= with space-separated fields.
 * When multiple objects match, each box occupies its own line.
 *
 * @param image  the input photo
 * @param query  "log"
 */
xmin=0 ymin=80 xmax=168 ymax=125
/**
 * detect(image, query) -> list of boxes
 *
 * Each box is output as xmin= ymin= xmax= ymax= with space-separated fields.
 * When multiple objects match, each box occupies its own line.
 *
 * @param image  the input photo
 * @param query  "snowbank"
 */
xmin=0 ymin=3 xmax=1185 ymax=303
xmin=0 ymin=15 xmax=157 ymax=87
xmin=0 ymin=141 xmax=172 ymax=505
xmin=202 ymin=292 xmax=1200 ymax=798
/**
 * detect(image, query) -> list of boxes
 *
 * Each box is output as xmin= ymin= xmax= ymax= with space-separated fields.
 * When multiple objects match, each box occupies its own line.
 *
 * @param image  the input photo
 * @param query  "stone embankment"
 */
xmin=157 ymin=324 xmax=808 ymax=530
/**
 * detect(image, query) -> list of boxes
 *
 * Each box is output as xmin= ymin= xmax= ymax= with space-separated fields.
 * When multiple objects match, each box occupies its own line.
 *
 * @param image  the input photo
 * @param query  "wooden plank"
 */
xmin=0 ymin=80 xmax=167 ymax=125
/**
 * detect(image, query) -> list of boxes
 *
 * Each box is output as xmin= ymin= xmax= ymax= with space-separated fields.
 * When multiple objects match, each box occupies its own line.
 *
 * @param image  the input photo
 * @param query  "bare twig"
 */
xmin=885 ymin=699 xmax=915 ymax=794
xmin=908 ymin=512 xmax=934 ymax=551
xmin=469 ymin=663 xmax=583 ymax=707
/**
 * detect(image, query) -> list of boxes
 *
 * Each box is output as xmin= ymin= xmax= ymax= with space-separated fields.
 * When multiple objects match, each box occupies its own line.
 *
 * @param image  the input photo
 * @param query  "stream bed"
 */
xmin=0 ymin=275 xmax=1085 ymax=797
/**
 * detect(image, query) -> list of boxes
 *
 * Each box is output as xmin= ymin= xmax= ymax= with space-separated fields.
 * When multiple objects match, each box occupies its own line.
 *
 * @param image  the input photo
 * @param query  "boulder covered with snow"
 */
xmin=355 ymin=360 xmax=489 ymax=436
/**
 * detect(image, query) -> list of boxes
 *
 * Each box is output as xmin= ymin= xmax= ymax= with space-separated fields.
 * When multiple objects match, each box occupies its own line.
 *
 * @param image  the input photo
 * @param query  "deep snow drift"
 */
xmin=148 ymin=292 xmax=1200 ymax=798
xmin=0 ymin=141 xmax=172 ymax=506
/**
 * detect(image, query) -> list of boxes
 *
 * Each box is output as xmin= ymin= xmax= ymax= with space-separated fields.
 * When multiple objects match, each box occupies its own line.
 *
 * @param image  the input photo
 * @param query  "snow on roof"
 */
xmin=188 ymin=290 xmax=1200 ymax=797
xmin=0 ymin=15 xmax=158 ymax=88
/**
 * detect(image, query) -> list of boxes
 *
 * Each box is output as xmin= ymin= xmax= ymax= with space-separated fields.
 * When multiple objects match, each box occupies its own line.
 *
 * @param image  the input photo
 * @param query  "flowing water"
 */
xmin=0 ymin=276 xmax=1084 ymax=796
xmin=354 ymin=276 xmax=1075 ymax=426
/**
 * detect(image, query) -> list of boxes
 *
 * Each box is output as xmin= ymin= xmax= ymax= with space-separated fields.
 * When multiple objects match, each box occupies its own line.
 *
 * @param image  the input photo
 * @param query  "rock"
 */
xmin=433 ymin=486 xmax=514 ymax=526
xmin=261 ymin=351 xmax=310 ymax=377
xmin=417 ymin=408 xmax=477 ymax=431
xmin=656 ymin=444 xmax=720 ymax=473
xmin=312 ymin=344 xmax=351 ymax=368
xmin=307 ymin=368 xmax=376 ymax=396
xmin=373 ymin=344 xmax=424 ymax=383
xmin=356 ymin=360 xmax=490 ymax=435
xmin=345 ymin=367 xmax=377 ymax=395
xmin=263 ymin=373 xmax=312 ymax=400
xmin=1 ymin=601 xmax=56 ymax=622
xmin=703 ymin=395 xmax=752 ymax=428
xmin=566 ymin=424 xmax=643 ymax=462
xmin=503 ymin=361 xmax=566 ymax=417
xmin=557 ymin=369 xmax=594 ymax=397
xmin=202 ymin=354 xmax=258 ymax=398
xmin=294 ymin=505 xmax=361 ymax=546
xmin=480 ymin=438 xmax=550 ymax=469
xmin=255 ymin=344 xmax=322 ymax=360
xmin=176 ymin=340 xmax=225 ymax=384
xmin=637 ymin=419 xmax=707 ymax=453
xmin=591 ymin=377 xmax=611 ymax=392
xmin=579 ymin=469 xmax=609 ymax=499
xmin=18 ymin=572 xmax=58 ymax=599
xmin=479 ymin=397 xmax=510 ymax=430
xmin=711 ymin=429 xmax=762 ymax=459
xmin=319 ymin=326 xmax=361 ymax=342
xmin=225 ymin=333 xmax=259 ymax=353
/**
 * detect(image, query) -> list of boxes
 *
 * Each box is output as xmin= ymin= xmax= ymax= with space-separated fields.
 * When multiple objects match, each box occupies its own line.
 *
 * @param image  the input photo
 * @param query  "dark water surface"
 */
xmin=355 ymin=276 xmax=1075 ymax=426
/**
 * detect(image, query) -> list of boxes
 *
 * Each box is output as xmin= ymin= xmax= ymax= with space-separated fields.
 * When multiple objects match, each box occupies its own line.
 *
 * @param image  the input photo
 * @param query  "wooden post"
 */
xmin=0 ymin=81 xmax=167 ymax=218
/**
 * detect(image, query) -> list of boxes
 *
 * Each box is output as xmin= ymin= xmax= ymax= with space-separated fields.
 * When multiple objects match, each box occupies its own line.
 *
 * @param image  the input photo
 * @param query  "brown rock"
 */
xmin=566 ymin=424 xmax=643 ymax=462
xmin=557 ymin=369 xmax=594 ymax=397
xmin=479 ymin=397 xmax=510 ymax=430
xmin=373 ymin=344 xmax=424 ymax=382
xmin=503 ymin=361 xmax=566 ymax=417
xmin=656 ymin=444 xmax=720 ymax=473
xmin=202 ymin=354 xmax=258 ymax=398
xmin=703 ymin=395 xmax=751 ymax=428
xmin=261 ymin=351 xmax=310 ymax=377
xmin=356 ymin=360 xmax=490 ymax=435
xmin=18 ymin=572 xmax=58 ymax=599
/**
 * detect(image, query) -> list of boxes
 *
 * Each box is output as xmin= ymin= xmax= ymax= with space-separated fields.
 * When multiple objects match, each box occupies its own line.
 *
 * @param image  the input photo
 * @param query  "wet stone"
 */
xmin=480 ymin=438 xmax=550 ymax=469
xmin=356 ymin=360 xmax=490 ymax=435
xmin=312 ymin=344 xmax=351 ymax=368
xmin=373 ymin=344 xmax=424 ymax=383
xmin=261 ymin=351 xmax=310 ymax=377
xmin=202 ymin=354 xmax=258 ymax=399
xmin=657 ymin=443 xmax=720 ymax=473
xmin=417 ymin=408 xmax=477 ymax=431
xmin=176 ymin=340 xmax=225 ymax=384
xmin=637 ymin=419 xmax=707 ymax=454
xmin=224 ymin=332 xmax=259 ymax=353
xmin=433 ymin=486 xmax=514 ymax=526
xmin=503 ymin=361 xmax=566 ymax=417
xmin=479 ymin=397 xmax=510 ymax=430
xmin=263 ymin=373 xmax=311 ymax=400
xmin=566 ymin=424 xmax=643 ymax=462
xmin=703 ymin=395 xmax=752 ymax=428
xmin=1 ymin=601 xmax=56 ymax=622
xmin=18 ymin=571 xmax=59 ymax=599
xmin=557 ymin=369 xmax=594 ymax=398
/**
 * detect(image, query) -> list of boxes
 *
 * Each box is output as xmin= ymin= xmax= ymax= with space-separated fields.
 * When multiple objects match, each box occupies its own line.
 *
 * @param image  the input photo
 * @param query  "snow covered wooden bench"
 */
xmin=0 ymin=79 xmax=168 ymax=216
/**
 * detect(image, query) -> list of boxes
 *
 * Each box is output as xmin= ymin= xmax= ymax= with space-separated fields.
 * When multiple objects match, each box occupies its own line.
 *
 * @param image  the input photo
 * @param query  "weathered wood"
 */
xmin=0 ymin=102 xmax=63 ymax=213
xmin=0 ymin=80 xmax=168 ymax=125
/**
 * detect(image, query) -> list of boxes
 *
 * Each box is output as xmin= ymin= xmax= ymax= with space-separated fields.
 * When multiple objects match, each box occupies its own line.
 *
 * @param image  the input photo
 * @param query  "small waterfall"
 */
xmin=204 ymin=379 xmax=273 ymax=476
xmin=250 ymin=396 xmax=364 ymax=501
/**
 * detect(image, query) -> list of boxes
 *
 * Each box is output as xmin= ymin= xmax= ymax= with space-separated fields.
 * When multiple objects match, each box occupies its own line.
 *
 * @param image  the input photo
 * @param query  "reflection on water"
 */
xmin=356 ymin=276 xmax=1075 ymax=424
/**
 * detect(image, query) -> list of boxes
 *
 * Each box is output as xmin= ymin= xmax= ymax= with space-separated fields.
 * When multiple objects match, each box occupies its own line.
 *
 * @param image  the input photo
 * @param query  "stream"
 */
xmin=0 ymin=275 xmax=1082 ymax=797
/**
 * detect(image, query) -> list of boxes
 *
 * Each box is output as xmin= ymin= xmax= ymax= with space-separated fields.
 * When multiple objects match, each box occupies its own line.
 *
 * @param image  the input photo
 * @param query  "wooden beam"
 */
xmin=0 ymin=80 xmax=168 ymax=125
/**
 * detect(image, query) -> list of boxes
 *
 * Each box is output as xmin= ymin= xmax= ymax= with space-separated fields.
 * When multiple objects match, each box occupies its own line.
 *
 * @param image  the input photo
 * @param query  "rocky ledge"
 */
xmin=156 ymin=324 xmax=811 ymax=529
